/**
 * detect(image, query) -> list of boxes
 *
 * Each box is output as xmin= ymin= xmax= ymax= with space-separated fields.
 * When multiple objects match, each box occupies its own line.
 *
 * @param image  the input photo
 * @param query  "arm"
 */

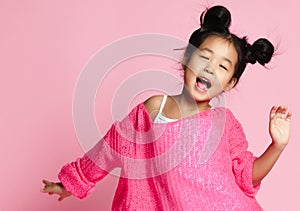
xmin=41 ymin=102 xmax=149 ymax=200
xmin=41 ymin=123 xmax=120 ymax=200
xmin=228 ymin=110 xmax=261 ymax=197
xmin=41 ymin=142 xmax=115 ymax=200
xmin=144 ymin=95 xmax=163 ymax=121
xmin=252 ymin=106 xmax=291 ymax=186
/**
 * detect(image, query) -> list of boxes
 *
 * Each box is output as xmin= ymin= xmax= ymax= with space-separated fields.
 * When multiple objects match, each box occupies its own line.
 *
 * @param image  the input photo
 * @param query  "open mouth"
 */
xmin=196 ymin=76 xmax=212 ymax=89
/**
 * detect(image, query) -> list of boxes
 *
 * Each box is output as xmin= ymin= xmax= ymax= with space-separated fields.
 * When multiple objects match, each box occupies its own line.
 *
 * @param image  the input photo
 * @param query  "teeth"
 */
xmin=200 ymin=77 xmax=208 ymax=83
xmin=197 ymin=77 xmax=211 ymax=89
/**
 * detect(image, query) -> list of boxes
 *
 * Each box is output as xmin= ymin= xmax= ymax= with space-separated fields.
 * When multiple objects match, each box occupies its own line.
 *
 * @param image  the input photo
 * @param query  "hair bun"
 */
xmin=200 ymin=5 xmax=231 ymax=30
xmin=246 ymin=38 xmax=274 ymax=65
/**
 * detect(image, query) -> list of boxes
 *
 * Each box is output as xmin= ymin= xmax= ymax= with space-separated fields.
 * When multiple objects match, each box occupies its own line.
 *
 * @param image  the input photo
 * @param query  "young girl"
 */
xmin=41 ymin=5 xmax=291 ymax=210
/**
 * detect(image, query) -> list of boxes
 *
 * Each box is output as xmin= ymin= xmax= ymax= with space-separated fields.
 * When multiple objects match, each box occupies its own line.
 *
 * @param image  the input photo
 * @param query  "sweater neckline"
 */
xmin=140 ymin=102 xmax=216 ymax=124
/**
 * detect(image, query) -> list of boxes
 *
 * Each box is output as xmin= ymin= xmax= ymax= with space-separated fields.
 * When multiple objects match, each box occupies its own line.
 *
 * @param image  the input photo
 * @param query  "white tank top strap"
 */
xmin=154 ymin=95 xmax=177 ymax=123
xmin=157 ymin=95 xmax=167 ymax=115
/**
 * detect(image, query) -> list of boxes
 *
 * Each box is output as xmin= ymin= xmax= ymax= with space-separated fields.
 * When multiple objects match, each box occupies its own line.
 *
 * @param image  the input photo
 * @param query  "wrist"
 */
xmin=270 ymin=141 xmax=286 ymax=152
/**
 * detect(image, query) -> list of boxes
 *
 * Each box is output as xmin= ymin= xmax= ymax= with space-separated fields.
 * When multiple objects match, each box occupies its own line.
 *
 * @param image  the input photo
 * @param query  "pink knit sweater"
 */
xmin=58 ymin=103 xmax=263 ymax=210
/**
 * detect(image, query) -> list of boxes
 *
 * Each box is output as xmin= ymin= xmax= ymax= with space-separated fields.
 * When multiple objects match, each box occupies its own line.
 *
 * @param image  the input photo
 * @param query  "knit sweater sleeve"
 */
xmin=57 ymin=103 xmax=151 ymax=199
xmin=58 ymin=123 xmax=120 ymax=199
xmin=227 ymin=110 xmax=261 ymax=197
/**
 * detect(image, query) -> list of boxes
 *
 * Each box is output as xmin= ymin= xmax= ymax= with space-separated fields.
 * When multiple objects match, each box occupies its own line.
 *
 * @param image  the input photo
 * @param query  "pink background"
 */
xmin=1 ymin=0 xmax=299 ymax=210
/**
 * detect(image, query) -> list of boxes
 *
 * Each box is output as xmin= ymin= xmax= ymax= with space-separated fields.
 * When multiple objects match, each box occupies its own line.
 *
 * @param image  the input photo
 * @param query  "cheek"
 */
xmin=214 ymin=72 xmax=233 ymax=87
xmin=187 ymin=56 xmax=208 ymax=72
xmin=183 ymin=69 xmax=196 ymax=83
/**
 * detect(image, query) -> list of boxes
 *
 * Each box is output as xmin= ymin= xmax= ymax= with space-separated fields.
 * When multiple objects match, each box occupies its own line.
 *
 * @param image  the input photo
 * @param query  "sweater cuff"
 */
xmin=242 ymin=156 xmax=261 ymax=197
xmin=58 ymin=159 xmax=95 ymax=199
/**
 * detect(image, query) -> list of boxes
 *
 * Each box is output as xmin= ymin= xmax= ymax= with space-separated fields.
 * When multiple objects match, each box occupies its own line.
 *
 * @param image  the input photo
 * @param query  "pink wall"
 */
xmin=1 ymin=0 xmax=299 ymax=210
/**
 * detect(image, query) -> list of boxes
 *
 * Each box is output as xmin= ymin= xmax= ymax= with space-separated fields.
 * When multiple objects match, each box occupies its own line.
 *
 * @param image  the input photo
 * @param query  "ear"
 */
xmin=224 ymin=77 xmax=237 ymax=91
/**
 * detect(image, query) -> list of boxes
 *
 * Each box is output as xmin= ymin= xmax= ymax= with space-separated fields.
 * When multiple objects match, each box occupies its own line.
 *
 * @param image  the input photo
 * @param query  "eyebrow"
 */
xmin=200 ymin=48 xmax=233 ymax=67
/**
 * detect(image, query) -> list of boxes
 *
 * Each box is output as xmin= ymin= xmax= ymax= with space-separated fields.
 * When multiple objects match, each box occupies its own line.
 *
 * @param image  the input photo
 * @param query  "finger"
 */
xmin=286 ymin=112 xmax=292 ymax=120
xmin=42 ymin=180 xmax=53 ymax=186
xmin=48 ymin=192 xmax=54 ymax=195
xmin=41 ymin=184 xmax=56 ymax=193
xmin=278 ymin=106 xmax=288 ymax=114
xmin=275 ymin=106 xmax=283 ymax=114
xmin=58 ymin=196 xmax=64 ymax=201
xmin=40 ymin=187 xmax=51 ymax=193
xmin=270 ymin=106 xmax=278 ymax=118
xmin=275 ymin=106 xmax=288 ymax=118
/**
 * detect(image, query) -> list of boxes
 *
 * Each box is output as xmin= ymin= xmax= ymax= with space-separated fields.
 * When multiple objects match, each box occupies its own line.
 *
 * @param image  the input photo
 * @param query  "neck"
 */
xmin=174 ymin=87 xmax=211 ymax=116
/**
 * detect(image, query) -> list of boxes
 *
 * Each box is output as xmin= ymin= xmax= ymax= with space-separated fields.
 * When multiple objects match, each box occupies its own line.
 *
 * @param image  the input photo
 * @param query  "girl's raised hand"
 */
xmin=269 ymin=105 xmax=292 ymax=150
xmin=40 ymin=179 xmax=72 ymax=201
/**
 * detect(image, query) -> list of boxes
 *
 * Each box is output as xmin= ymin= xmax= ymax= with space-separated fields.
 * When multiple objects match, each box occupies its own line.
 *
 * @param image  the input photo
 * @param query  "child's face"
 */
xmin=184 ymin=35 xmax=238 ymax=102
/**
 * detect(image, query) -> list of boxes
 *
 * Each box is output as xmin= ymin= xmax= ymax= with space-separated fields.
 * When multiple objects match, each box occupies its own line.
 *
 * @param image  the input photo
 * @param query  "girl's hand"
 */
xmin=269 ymin=105 xmax=292 ymax=150
xmin=40 ymin=179 xmax=72 ymax=201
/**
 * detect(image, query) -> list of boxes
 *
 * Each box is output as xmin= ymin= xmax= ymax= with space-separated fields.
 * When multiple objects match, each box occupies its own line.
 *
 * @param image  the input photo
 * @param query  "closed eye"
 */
xmin=200 ymin=55 xmax=209 ymax=60
xmin=220 ymin=65 xmax=228 ymax=71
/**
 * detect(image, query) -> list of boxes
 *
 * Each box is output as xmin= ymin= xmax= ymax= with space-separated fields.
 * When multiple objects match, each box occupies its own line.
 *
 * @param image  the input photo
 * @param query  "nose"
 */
xmin=204 ymin=65 xmax=214 ymax=75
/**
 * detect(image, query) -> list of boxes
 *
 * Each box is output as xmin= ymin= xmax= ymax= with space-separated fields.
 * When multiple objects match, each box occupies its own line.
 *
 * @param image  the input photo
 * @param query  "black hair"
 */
xmin=182 ymin=5 xmax=275 ymax=87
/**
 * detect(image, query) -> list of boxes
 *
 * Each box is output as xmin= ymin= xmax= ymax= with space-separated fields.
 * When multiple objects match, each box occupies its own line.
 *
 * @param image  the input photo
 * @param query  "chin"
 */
xmin=193 ymin=94 xmax=211 ymax=103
